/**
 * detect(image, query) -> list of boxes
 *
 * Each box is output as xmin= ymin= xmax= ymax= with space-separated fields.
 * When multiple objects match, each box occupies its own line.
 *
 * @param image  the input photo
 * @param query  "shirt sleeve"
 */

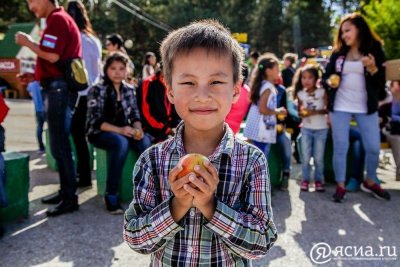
xmin=204 ymin=149 xmax=278 ymax=259
xmin=86 ymin=86 xmax=106 ymax=134
xmin=40 ymin=14 xmax=68 ymax=56
xmin=123 ymin=150 xmax=184 ymax=254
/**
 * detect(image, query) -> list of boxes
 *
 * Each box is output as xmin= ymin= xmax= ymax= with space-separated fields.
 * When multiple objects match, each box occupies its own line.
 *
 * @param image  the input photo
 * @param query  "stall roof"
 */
xmin=0 ymin=22 xmax=35 ymax=58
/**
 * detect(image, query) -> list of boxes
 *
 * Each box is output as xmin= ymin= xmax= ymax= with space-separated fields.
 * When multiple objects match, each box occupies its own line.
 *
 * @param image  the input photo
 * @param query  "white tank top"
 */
xmin=334 ymin=60 xmax=367 ymax=113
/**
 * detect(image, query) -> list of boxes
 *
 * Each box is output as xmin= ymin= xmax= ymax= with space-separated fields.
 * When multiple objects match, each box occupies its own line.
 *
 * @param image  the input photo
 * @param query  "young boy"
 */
xmin=124 ymin=20 xmax=278 ymax=266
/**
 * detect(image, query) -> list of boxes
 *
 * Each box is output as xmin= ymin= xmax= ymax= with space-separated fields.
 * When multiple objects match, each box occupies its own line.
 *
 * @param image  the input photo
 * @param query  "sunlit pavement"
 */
xmin=1 ymin=100 xmax=399 ymax=267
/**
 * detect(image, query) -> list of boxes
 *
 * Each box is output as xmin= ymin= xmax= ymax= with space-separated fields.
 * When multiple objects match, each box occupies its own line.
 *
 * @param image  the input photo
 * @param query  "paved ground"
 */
xmin=1 ymin=99 xmax=399 ymax=267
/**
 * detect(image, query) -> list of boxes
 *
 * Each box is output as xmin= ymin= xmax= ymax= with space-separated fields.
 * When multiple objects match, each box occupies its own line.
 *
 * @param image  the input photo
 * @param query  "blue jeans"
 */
xmin=252 ymin=140 xmax=271 ymax=158
xmin=301 ymin=128 xmax=328 ymax=182
xmin=330 ymin=111 xmax=380 ymax=183
xmin=349 ymin=127 xmax=365 ymax=181
xmin=276 ymin=131 xmax=292 ymax=172
xmin=89 ymin=132 xmax=151 ymax=195
xmin=42 ymin=79 xmax=77 ymax=200
xmin=35 ymin=111 xmax=46 ymax=150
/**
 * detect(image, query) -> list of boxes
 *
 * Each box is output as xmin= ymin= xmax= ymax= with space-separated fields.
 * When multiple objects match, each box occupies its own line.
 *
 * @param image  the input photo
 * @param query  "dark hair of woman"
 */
xmin=334 ymin=13 xmax=382 ymax=55
xmin=66 ymin=1 xmax=96 ymax=36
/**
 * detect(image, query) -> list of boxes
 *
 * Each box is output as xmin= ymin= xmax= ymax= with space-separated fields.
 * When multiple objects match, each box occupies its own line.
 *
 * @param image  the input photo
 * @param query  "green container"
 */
xmin=0 ymin=151 xmax=30 ymax=222
xmin=268 ymin=144 xmax=283 ymax=187
xmin=95 ymin=148 xmax=139 ymax=203
xmin=45 ymin=129 xmax=94 ymax=171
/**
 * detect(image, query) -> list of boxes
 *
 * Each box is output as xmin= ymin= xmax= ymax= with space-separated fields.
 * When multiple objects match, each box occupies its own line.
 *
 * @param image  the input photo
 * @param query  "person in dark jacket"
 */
xmin=136 ymin=67 xmax=181 ymax=143
xmin=86 ymin=52 xmax=151 ymax=214
xmin=281 ymin=53 xmax=297 ymax=88
xmin=322 ymin=13 xmax=390 ymax=202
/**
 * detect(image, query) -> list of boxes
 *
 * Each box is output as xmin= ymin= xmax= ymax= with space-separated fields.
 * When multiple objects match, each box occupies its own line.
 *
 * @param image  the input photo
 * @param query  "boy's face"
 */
xmin=27 ymin=0 xmax=49 ymax=18
xmin=167 ymin=47 xmax=241 ymax=133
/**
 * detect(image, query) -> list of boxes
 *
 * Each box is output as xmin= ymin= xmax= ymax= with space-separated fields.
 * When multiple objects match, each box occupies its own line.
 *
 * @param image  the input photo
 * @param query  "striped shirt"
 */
xmin=124 ymin=121 xmax=278 ymax=266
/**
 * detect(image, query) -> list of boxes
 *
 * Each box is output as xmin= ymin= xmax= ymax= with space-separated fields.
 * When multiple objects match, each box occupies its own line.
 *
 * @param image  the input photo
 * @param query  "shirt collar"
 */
xmin=168 ymin=121 xmax=235 ymax=159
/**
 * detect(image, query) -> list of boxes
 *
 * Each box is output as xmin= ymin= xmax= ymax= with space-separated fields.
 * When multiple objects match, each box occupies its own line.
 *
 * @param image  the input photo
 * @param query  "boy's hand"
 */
xmin=169 ymin=164 xmax=194 ymax=209
xmin=183 ymin=160 xmax=219 ymax=220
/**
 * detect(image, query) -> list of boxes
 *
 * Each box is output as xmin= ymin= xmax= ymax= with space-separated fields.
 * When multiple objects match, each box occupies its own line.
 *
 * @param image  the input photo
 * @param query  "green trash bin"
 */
xmin=268 ymin=144 xmax=283 ymax=188
xmin=0 ymin=151 xmax=30 ymax=222
xmin=95 ymin=148 xmax=139 ymax=203
xmin=45 ymin=128 xmax=94 ymax=171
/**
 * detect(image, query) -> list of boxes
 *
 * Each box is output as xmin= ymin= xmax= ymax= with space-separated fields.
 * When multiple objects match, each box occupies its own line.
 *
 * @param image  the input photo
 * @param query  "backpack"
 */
xmin=60 ymin=58 xmax=89 ymax=93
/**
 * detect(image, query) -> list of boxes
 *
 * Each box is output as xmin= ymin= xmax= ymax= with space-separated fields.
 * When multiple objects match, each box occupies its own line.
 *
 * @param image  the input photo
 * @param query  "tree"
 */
xmin=362 ymin=0 xmax=400 ymax=59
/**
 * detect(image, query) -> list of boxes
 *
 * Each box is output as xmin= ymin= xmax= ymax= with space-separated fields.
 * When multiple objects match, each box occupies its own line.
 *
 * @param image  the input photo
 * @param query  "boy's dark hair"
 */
xmin=160 ymin=19 xmax=244 ymax=87
xmin=106 ymin=34 xmax=124 ymax=49
xmin=334 ymin=13 xmax=382 ymax=55
xmin=67 ymin=1 xmax=96 ymax=36
xmin=103 ymin=52 xmax=129 ymax=85
xmin=283 ymin=53 xmax=297 ymax=65
xmin=292 ymin=64 xmax=320 ymax=99
xmin=249 ymin=53 xmax=279 ymax=104
xmin=250 ymin=51 xmax=260 ymax=60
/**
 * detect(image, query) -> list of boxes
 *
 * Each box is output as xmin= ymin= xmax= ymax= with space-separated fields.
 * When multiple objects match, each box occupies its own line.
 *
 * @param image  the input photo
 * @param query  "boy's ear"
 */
xmin=166 ymin=85 xmax=175 ymax=104
xmin=232 ymin=80 xmax=242 ymax=104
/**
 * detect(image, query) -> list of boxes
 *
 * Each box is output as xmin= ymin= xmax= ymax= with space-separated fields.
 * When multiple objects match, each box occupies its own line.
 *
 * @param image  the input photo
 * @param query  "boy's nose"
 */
xmin=195 ymin=85 xmax=211 ymax=102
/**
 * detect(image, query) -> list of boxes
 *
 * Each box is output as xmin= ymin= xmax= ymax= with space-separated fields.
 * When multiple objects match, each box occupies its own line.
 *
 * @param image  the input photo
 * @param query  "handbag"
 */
xmin=59 ymin=58 xmax=89 ymax=93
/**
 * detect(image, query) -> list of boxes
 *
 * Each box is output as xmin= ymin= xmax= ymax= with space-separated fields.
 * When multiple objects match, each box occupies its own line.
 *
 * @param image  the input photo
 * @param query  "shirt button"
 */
xmin=188 ymin=246 xmax=193 ymax=253
xmin=190 ymin=210 xmax=195 ymax=217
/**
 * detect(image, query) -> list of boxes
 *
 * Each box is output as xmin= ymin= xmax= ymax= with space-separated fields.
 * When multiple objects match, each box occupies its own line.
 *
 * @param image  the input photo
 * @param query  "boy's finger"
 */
xmin=189 ymin=175 xmax=209 ymax=193
xmin=169 ymin=164 xmax=183 ymax=182
xmin=184 ymin=184 xmax=201 ymax=197
xmin=174 ymin=175 xmax=192 ymax=189
xmin=204 ymin=161 xmax=219 ymax=183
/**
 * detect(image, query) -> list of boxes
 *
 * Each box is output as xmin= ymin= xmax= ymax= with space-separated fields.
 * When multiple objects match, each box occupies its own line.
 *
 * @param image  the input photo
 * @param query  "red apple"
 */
xmin=177 ymin=153 xmax=208 ymax=179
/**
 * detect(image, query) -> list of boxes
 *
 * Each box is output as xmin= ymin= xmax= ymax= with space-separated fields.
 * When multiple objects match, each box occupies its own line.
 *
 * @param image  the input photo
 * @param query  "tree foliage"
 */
xmin=362 ymin=0 xmax=400 ymax=59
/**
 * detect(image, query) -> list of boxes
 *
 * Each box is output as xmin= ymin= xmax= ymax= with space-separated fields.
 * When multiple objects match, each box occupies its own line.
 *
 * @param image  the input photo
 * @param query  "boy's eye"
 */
xmin=179 ymin=82 xmax=194 ymax=86
xmin=211 ymin=81 xmax=225 ymax=85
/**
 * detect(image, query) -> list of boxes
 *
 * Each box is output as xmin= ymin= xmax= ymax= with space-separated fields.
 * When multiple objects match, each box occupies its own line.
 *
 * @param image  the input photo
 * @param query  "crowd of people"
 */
xmin=0 ymin=0 xmax=397 ymax=257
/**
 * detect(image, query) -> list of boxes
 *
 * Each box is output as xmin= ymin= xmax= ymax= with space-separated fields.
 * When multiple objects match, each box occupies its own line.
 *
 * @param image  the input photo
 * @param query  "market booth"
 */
xmin=0 ymin=22 xmax=40 ymax=99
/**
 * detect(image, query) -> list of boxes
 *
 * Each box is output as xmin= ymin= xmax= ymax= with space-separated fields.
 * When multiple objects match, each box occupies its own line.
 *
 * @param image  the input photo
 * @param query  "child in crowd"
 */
xmin=225 ymin=65 xmax=250 ymax=134
xmin=244 ymin=53 xmax=287 ymax=158
xmin=124 ymin=20 xmax=277 ymax=266
xmin=26 ymin=79 xmax=46 ymax=153
xmin=275 ymin=83 xmax=292 ymax=190
xmin=384 ymin=80 xmax=400 ymax=181
xmin=0 ymin=91 xmax=9 ymax=238
xmin=86 ymin=52 xmax=151 ymax=214
xmin=293 ymin=65 xmax=328 ymax=192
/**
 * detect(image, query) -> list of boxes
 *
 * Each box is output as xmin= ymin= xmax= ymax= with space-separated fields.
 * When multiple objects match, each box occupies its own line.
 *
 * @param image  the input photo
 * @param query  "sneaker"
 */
xmin=315 ymin=181 xmax=325 ymax=192
xmin=280 ymin=172 xmax=290 ymax=191
xmin=300 ymin=181 xmax=309 ymax=191
xmin=332 ymin=186 xmax=346 ymax=203
xmin=360 ymin=181 xmax=391 ymax=201
xmin=104 ymin=194 xmax=124 ymax=214
xmin=346 ymin=178 xmax=360 ymax=192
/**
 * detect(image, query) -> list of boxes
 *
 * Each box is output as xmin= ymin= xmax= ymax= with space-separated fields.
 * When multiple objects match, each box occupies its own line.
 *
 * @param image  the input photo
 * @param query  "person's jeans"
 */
xmin=42 ymin=79 xmax=77 ymax=200
xmin=252 ymin=140 xmax=271 ymax=159
xmin=349 ymin=127 xmax=365 ymax=182
xmin=89 ymin=131 xmax=151 ymax=195
xmin=300 ymin=128 xmax=328 ymax=182
xmin=35 ymin=111 xmax=46 ymax=151
xmin=330 ymin=111 xmax=380 ymax=183
xmin=276 ymin=131 xmax=292 ymax=172
xmin=71 ymin=95 xmax=91 ymax=183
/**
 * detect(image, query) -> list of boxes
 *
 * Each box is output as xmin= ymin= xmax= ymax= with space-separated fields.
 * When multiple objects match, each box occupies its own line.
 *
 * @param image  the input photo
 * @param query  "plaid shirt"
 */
xmin=124 ymin=121 xmax=278 ymax=266
xmin=86 ymin=81 xmax=141 ymax=136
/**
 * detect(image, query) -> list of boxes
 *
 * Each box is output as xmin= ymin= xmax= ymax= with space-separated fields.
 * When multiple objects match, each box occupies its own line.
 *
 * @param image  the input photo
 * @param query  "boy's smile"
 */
xmin=167 ymin=47 xmax=241 ymax=135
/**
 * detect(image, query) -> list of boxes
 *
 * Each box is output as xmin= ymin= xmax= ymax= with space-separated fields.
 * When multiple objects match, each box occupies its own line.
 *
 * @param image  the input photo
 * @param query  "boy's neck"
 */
xmin=183 ymin=124 xmax=225 ymax=157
